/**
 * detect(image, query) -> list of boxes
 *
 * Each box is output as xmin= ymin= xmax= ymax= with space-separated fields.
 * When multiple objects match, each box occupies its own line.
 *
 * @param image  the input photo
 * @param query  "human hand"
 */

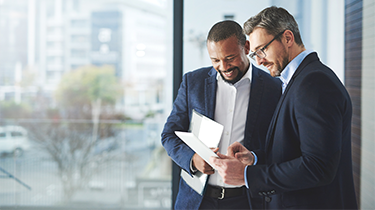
xmin=209 ymin=152 xmax=246 ymax=186
xmin=192 ymin=148 xmax=219 ymax=175
xmin=227 ymin=142 xmax=254 ymax=165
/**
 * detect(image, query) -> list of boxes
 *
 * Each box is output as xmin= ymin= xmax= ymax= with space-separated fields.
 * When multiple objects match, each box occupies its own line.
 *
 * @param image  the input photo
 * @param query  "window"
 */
xmin=71 ymin=20 xmax=89 ymax=28
xmin=70 ymin=49 xmax=87 ymax=58
xmin=0 ymin=0 xmax=173 ymax=209
xmin=10 ymin=131 xmax=23 ymax=137
xmin=71 ymin=35 xmax=89 ymax=43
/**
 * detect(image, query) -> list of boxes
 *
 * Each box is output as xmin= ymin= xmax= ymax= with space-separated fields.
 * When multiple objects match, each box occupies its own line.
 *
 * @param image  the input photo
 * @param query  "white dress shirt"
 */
xmin=208 ymin=64 xmax=252 ymax=188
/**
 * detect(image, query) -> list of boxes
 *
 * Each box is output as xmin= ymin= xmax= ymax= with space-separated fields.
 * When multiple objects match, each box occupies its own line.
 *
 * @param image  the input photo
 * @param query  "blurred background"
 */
xmin=0 ymin=0 xmax=173 ymax=209
xmin=0 ymin=0 xmax=373 ymax=209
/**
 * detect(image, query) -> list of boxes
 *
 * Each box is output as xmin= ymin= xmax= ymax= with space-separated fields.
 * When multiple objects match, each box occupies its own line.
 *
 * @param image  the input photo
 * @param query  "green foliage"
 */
xmin=55 ymin=65 xmax=122 ymax=108
xmin=0 ymin=101 xmax=32 ymax=119
xmin=144 ymin=110 xmax=156 ymax=118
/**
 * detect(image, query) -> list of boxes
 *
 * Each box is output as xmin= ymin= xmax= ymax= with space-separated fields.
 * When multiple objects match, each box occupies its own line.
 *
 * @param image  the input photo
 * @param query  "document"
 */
xmin=189 ymin=110 xmax=224 ymax=148
xmin=174 ymin=131 xmax=219 ymax=169
xmin=175 ymin=109 xmax=224 ymax=195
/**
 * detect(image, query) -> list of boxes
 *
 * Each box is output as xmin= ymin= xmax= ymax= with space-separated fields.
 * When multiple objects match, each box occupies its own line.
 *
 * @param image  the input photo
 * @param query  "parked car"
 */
xmin=0 ymin=125 xmax=30 ymax=157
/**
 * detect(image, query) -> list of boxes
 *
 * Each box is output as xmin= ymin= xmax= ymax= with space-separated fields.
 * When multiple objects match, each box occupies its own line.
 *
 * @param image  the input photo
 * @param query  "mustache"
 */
xmin=218 ymin=67 xmax=238 ymax=73
xmin=263 ymin=61 xmax=272 ymax=67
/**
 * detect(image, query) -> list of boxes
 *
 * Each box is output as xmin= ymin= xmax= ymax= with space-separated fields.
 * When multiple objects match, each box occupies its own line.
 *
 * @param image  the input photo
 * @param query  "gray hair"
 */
xmin=243 ymin=6 xmax=304 ymax=46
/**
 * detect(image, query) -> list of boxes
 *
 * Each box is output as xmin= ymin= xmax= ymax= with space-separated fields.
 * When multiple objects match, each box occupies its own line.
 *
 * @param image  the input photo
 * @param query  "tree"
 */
xmin=23 ymin=121 xmax=123 ymax=202
xmin=25 ymin=65 xmax=125 ymax=202
xmin=0 ymin=101 xmax=32 ymax=119
xmin=55 ymin=65 xmax=122 ymax=142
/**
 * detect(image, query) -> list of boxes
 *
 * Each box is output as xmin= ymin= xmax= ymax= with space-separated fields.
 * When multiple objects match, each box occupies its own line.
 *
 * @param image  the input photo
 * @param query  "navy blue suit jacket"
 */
xmin=161 ymin=65 xmax=281 ymax=209
xmin=247 ymin=53 xmax=358 ymax=209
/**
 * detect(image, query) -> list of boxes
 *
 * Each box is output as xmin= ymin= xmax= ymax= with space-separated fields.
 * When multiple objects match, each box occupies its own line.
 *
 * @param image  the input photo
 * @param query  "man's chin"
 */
xmin=224 ymin=76 xmax=235 ymax=81
xmin=270 ymin=69 xmax=281 ymax=77
xmin=221 ymin=73 xmax=237 ymax=83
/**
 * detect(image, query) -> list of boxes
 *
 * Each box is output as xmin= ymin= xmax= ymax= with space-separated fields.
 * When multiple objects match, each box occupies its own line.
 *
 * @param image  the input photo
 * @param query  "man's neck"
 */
xmin=289 ymin=46 xmax=306 ymax=62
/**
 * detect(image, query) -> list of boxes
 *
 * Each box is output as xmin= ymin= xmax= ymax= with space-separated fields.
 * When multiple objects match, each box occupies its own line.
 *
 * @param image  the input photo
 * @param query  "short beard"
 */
xmin=273 ymin=49 xmax=290 ymax=77
xmin=219 ymin=67 xmax=243 ymax=84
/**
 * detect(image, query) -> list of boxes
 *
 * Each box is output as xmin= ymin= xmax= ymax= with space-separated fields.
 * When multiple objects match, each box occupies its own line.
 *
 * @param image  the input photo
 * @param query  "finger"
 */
xmin=227 ymin=145 xmax=235 ymax=157
xmin=209 ymin=156 xmax=218 ymax=165
xmin=216 ymin=152 xmax=229 ymax=159
xmin=202 ymin=164 xmax=215 ymax=174
xmin=209 ymin=156 xmax=223 ymax=169
xmin=227 ymin=142 xmax=241 ymax=157
xmin=203 ymin=171 xmax=213 ymax=175
xmin=235 ymin=152 xmax=254 ymax=165
xmin=235 ymin=152 xmax=247 ymax=159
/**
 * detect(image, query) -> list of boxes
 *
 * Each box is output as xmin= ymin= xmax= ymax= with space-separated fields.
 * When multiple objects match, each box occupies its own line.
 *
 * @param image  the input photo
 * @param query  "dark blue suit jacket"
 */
xmin=247 ymin=53 xmax=358 ymax=209
xmin=161 ymin=65 xmax=281 ymax=209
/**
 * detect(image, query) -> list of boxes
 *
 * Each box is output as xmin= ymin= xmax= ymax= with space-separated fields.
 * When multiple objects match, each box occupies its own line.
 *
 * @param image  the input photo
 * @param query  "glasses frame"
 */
xmin=249 ymin=30 xmax=286 ymax=60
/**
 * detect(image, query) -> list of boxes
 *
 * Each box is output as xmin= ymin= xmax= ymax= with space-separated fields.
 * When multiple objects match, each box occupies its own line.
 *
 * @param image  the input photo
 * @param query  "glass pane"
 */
xmin=183 ymin=0 xmax=272 ymax=73
xmin=0 ymin=0 xmax=172 ymax=209
xmin=10 ymin=131 xmax=24 ymax=137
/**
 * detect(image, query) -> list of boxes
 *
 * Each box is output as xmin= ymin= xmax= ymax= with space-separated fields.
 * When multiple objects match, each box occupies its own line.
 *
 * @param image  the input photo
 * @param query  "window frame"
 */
xmin=172 ymin=0 xmax=184 ymax=208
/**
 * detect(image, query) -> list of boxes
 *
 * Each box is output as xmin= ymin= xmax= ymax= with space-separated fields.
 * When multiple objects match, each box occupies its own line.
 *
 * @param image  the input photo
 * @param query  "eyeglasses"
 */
xmin=249 ymin=30 xmax=285 ymax=60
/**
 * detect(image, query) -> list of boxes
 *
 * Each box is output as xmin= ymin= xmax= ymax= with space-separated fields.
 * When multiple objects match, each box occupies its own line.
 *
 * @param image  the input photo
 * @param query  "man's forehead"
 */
xmin=248 ymin=28 xmax=272 ymax=50
xmin=208 ymin=38 xmax=241 ymax=51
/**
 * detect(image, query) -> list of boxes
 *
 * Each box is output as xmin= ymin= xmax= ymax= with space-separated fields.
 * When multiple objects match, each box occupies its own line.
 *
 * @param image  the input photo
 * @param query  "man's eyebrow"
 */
xmin=225 ymin=54 xmax=236 ymax=59
xmin=210 ymin=54 xmax=236 ymax=60
xmin=251 ymin=44 xmax=263 ymax=52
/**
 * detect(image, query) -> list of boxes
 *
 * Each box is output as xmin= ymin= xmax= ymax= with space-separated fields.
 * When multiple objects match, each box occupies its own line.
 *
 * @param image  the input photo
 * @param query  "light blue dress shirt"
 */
xmin=278 ymin=50 xmax=314 ymax=93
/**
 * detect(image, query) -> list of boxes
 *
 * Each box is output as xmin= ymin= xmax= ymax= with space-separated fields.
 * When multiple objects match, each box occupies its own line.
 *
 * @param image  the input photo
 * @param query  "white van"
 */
xmin=0 ymin=125 xmax=30 ymax=157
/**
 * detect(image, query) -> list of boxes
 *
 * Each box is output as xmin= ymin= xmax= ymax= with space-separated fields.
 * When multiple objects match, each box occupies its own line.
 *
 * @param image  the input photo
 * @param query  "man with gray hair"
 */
xmin=162 ymin=20 xmax=281 ymax=209
xmin=211 ymin=6 xmax=358 ymax=209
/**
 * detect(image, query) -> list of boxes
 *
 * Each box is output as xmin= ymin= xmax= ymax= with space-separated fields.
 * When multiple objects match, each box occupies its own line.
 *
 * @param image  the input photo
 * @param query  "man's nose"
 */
xmin=219 ymin=60 xmax=230 ymax=71
xmin=255 ymin=56 xmax=265 ymax=66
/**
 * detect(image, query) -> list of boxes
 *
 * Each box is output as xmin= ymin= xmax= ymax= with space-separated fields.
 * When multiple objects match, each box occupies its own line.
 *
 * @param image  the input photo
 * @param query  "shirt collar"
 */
xmin=216 ymin=63 xmax=252 ymax=86
xmin=278 ymin=50 xmax=314 ymax=86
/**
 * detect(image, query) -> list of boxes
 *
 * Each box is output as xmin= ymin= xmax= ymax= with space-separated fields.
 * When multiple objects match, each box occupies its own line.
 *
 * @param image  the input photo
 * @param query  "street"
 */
xmin=0 ymin=127 xmax=171 ymax=209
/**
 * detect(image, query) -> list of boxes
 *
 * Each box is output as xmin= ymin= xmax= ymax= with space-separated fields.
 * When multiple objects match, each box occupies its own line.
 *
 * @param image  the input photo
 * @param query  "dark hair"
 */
xmin=243 ymin=6 xmax=304 ymax=46
xmin=207 ymin=20 xmax=246 ymax=46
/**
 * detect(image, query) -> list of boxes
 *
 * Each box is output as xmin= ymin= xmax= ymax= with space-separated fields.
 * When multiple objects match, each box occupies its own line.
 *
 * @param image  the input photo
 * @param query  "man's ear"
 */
xmin=284 ymin=30 xmax=295 ymax=47
xmin=244 ymin=40 xmax=250 ymax=54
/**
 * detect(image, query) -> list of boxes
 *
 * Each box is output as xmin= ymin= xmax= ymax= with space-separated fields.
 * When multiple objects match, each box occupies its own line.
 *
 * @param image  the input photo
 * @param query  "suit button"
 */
xmin=265 ymin=196 xmax=272 ymax=203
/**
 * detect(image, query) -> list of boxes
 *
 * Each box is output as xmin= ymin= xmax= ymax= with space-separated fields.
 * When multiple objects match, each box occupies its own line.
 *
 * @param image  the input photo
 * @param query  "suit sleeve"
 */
xmin=161 ymin=74 xmax=195 ymax=175
xmin=246 ymin=71 xmax=349 ymax=196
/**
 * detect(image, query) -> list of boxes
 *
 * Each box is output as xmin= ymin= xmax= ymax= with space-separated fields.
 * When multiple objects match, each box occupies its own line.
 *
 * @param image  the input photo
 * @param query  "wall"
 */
xmin=345 ymin=0 xmax=362 ymax=204
xmin=360 ymin=0 xmax=375 ymax=208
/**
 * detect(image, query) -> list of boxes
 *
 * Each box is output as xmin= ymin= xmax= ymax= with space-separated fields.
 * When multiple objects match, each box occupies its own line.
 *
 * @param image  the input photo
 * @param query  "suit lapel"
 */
xmin=244 ymin=67 xmax=264 ymax=146
xmin=205 ymin=68 xmax=217 ymax=119
xmin=265 ymin=53 xmax=319 ymax=150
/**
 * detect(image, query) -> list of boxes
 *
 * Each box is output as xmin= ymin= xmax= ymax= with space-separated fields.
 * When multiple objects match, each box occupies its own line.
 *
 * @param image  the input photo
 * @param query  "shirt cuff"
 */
xmin=190 ymin=158 xmax=197 ymax=174
xmin=244 ymin=165 xmax=250 ymax=188
xmin=244 ymin=151 xmax=257 ymax=189
xmin=251 ymin=151 xmax=258 ymax=165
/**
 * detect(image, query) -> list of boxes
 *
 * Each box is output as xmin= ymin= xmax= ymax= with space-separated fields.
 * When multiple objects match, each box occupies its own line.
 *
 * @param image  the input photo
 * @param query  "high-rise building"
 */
xmin=0 ymin=0 xmax=172 ymax=120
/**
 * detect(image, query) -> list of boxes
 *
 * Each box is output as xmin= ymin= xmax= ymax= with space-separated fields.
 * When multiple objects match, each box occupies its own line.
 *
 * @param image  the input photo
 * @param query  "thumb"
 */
xmin=211 ymin=147 xmax=219 ymax=153
xmin=216 ymin=152 xmax=230 ymax=159
xmin=235 ymin=152 xmax=246 ymax=159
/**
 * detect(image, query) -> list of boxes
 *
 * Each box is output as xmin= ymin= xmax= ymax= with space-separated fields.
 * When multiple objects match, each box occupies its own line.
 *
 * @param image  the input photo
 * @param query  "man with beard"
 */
xmin=161 ymin=20 xmax=281 ymax=209
xmin=210 ymin=6 xmax=358 ymax=209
